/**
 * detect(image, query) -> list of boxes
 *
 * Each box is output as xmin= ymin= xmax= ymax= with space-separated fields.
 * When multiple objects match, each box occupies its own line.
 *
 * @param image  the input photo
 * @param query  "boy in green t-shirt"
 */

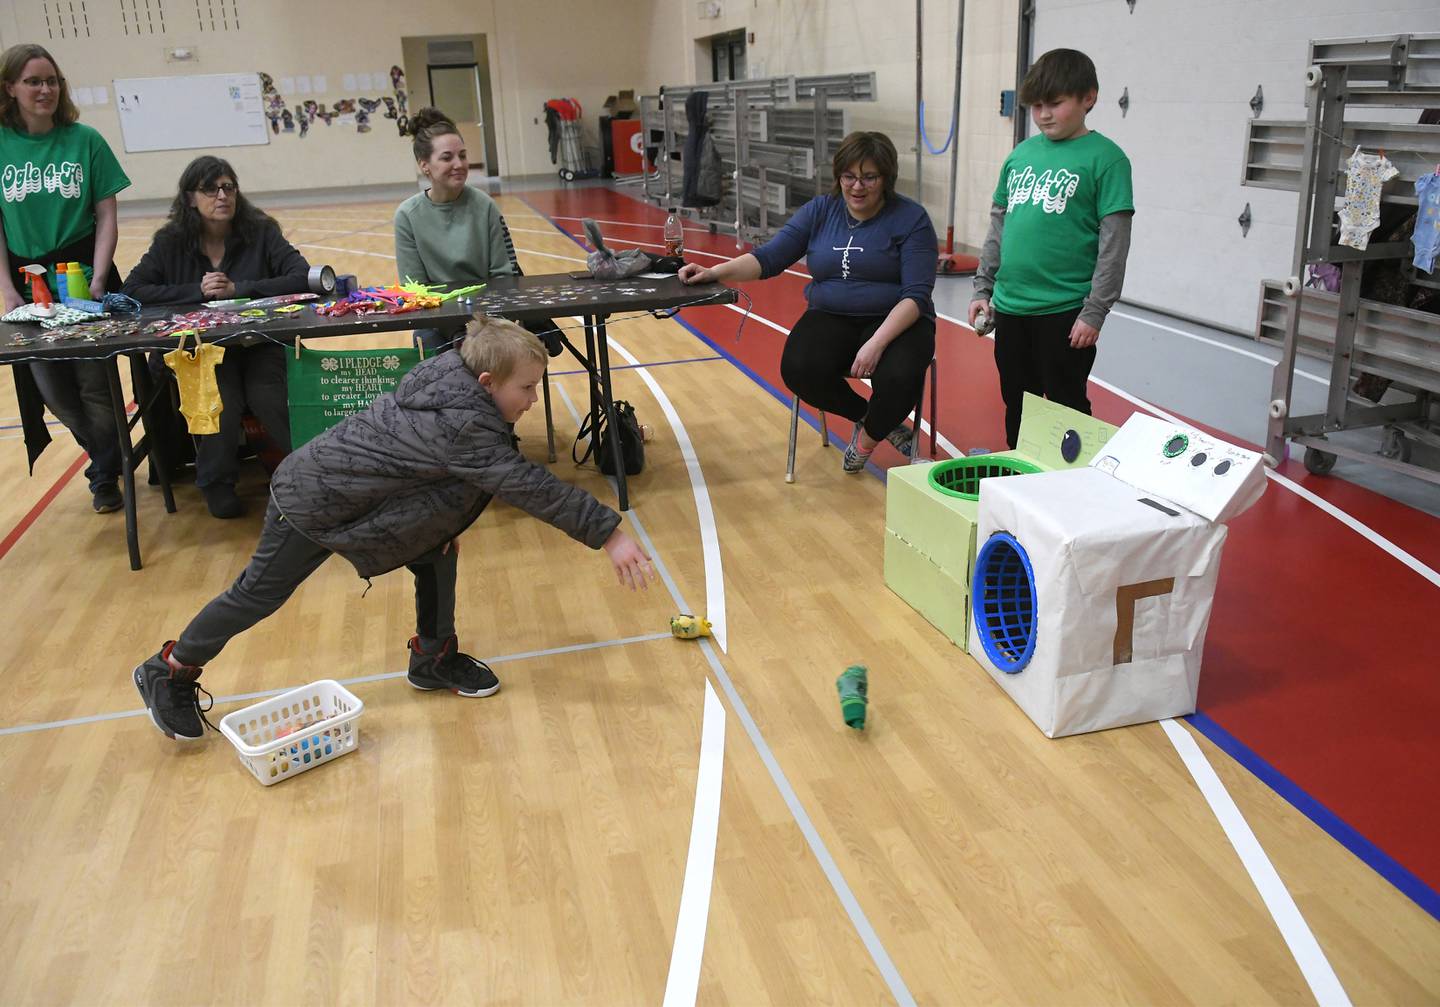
xmin=969 ymin=48 xmax=1134 ymax=448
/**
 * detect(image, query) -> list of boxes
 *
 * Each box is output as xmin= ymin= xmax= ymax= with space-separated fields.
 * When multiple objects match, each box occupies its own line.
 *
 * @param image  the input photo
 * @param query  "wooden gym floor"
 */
xmin=0 ymin=192 xmax=1435 ymax=1005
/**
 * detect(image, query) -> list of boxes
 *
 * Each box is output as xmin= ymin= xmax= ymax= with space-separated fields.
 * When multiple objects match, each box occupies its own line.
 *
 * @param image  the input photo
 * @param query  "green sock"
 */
xmin=836 ymin=665 xmax=868 ymax=729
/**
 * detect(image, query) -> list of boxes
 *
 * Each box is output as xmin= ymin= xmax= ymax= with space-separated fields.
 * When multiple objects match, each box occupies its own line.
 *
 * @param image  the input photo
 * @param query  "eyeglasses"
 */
xmin=839 ymin=172 xmax=883 ymax=189
xmin=197 ymin=182 xmax=238 ymax=197
xmin=20 ymin=76 xmax=61 ymax=90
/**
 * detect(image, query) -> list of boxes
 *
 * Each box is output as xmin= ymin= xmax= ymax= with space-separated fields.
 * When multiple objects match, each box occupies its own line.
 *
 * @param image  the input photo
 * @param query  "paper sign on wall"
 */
xmin=74 ymin=87 xmax=94 ymax=106
xmin=342 ymin=74 xmax=356 ymax=91
xmin=295 ymin=76 xmax=311 ymax=95
xmin=311 ymin=75 xmax=327 ymax=93
xmin=93 ymin=86 xmax=109 ymax=105
xmin=356 ymin=73 xmax=372 ymax=91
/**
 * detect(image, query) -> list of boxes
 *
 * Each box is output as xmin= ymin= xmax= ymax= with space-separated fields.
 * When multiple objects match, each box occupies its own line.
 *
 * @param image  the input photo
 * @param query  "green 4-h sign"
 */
xmin=287 ymin=344 xmax=422 ymax=447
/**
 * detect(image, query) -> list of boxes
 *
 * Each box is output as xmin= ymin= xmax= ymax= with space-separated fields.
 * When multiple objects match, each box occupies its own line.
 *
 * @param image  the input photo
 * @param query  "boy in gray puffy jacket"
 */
xmin=132 ymin=316 xmax=654 ymax=742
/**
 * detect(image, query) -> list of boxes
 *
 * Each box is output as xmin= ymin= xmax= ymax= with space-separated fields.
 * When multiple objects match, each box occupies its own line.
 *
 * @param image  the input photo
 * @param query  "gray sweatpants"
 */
xmin=172 ymin=496 xmax=458 ymax=667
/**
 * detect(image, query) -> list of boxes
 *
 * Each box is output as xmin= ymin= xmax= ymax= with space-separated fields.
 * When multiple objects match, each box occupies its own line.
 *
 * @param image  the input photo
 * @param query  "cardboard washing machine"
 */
xmin=884 ymin=394 xmax=1118 ymax=648
xmin=967 ymin=414 xmax=1266 ymax=738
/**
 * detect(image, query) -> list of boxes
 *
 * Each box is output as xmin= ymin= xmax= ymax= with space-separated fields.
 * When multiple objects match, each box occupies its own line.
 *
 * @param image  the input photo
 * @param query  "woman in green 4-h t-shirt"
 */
xmin=0 ymin=43 xmax=132 ymax=514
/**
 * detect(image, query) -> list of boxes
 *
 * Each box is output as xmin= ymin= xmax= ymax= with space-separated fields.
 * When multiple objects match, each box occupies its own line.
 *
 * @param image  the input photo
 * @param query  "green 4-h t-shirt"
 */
xmin=991 ymin=130 xmax=1133 ymax=316
xmin=0 ymin=122 xmax=130 ymax=260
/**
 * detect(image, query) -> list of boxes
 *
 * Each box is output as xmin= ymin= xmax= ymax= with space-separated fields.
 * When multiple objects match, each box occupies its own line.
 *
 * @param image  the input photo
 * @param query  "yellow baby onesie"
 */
xmin=164 ymin=340 xmax=226 ymax=435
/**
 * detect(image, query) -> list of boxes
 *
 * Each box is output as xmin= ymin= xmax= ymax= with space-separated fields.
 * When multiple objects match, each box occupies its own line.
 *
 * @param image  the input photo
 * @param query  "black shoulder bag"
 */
xmin=573 ymin=400 xmax=645 ymax=476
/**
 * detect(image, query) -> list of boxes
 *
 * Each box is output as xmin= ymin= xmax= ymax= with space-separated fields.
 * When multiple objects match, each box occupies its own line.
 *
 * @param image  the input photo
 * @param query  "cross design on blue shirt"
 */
xmin=832 ymin=235 xmax=864 ymax=279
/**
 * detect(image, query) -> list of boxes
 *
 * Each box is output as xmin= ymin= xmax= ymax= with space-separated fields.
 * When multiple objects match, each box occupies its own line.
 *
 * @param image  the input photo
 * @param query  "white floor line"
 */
xmin=552 ymin=380 xmax=729 ymax=1002
xmin=662 ymin=679 xmax=726 ymax=1007
xmin=504 ymin=225 xmax=581 ymax=237
xmin=295 ymin=242 xmax=397 ymax=260
xmin=283 ymin=224 xmax=393 ymax=238
xmin=935 ymin=308 xmax=1328 ymax=387
xmin=0 ymin=632 xmax=671 ymax=738
xmin=544 ymin=214 xmax=711 ymax=235
xmin=513 ymin=248 xmax=588 ymax=265
xmin=598 ymin=326 xmax=729 ymax=653
xmin=1085 ymin=372 xmax=1440 ymax=590
xmin=574 ymin=231 xmax=811 ymax=278
xmin=554 ymin=367 xmax=915 ymax=1007
xmin=1161 ymin=719 xmax=1351 ymax=1006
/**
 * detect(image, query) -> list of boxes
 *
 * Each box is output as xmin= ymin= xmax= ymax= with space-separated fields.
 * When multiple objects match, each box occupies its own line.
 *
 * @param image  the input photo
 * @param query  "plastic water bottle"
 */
xmin=664 ymin=208 xmax=684 ymax=257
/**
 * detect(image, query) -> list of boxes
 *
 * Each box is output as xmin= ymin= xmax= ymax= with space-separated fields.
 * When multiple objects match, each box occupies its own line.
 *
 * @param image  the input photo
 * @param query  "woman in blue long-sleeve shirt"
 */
xmin=680 ymin=131 xmax=937 ymax=472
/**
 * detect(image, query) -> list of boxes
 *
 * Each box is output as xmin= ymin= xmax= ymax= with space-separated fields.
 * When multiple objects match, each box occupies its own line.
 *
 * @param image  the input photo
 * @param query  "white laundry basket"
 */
xmin=218 ymin=679 xmax=364 ymax=786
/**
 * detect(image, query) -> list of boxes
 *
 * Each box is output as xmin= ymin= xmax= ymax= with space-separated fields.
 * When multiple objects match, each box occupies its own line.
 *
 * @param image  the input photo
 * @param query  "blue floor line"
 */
xmin=523 ymin=192 xmax=1438 ymax=920
xmin=548 ymin=354 xmax=722 ymax=377
xmin=1185 ymin=710 xmax=1440 ymax=922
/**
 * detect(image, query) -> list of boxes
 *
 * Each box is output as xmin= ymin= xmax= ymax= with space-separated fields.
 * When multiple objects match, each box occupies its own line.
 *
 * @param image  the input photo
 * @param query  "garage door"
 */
xmin=1031 ymin=1 xmax=1440 ymax=333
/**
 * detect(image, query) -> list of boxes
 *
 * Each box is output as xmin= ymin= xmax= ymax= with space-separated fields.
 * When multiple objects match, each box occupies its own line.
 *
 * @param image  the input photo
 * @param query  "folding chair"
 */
xmin=785 ymin=357 xmax=939 ymax=483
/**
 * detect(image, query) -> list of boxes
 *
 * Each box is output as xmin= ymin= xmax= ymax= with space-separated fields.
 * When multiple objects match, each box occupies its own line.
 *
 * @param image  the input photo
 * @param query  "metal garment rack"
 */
xmin=1243 ymin=33 xmax=1440 ymax=485
xmin=640 ymin=72 xmax=877 ymax=245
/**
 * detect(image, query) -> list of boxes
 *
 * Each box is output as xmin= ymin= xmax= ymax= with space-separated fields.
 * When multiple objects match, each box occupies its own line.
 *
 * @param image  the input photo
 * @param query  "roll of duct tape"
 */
xmin=1282 ymin=276 xmax=1300 ymax=297
xmin=308 ymin=264 xmax=336 ymax=295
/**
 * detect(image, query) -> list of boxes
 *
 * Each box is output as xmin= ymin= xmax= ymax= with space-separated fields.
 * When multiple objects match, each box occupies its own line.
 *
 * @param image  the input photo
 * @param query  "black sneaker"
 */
xmin=407 ymin=635 xmax=500 ymax=697
xmin=132 ymin=642 xmax=212 ymax=741
xmin=200 ymin=483 xmax=245 ymax=519
xmin=92 ymin=483 xmax=123 ymax=513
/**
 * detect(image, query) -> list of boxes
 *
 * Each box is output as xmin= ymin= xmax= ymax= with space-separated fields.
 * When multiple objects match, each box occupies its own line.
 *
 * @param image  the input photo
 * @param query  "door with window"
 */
xmin=711 ymin=30 xmax=747 ymax=82
xmin=427 ymin=64 xmax=487 ymax=171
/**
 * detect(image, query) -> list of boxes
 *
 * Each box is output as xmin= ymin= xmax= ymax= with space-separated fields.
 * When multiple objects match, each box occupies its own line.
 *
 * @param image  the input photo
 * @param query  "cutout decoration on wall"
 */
xmin=254 ymin=64 xmax=414 ymax=140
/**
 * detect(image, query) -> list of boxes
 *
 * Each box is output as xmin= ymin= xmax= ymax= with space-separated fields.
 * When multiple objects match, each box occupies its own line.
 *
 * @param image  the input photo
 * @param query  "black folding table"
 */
xmin=0 ymin=274 xmax=735 ymax=569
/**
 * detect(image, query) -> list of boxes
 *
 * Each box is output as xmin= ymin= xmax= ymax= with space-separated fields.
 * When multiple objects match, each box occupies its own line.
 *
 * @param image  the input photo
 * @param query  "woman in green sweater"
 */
xmin=394 ymin=107 xmax=513 ymax=354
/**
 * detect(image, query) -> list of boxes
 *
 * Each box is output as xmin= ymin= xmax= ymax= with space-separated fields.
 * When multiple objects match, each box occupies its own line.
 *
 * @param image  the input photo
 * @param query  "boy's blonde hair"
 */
xmin=458 ymin=314 xmax=548 ymax=381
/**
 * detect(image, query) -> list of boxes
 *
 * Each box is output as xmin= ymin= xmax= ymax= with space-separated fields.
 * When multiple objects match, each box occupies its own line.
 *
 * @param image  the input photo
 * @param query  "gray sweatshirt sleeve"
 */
xmin=972 ymin=203 xmax=1005 ymax=302
xmin=1078 ymin=211 xmax=1133 ymax=330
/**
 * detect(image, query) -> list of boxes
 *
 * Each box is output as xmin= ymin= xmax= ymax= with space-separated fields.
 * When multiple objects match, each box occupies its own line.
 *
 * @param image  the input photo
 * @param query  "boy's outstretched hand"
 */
xmin=603 ymin=529 xmax=656 ymax=591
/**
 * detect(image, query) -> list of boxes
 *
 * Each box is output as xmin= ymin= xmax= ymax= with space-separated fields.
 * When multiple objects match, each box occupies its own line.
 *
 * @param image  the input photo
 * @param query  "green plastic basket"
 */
xmin=927 ymin=455 xmax=1043 ymax=500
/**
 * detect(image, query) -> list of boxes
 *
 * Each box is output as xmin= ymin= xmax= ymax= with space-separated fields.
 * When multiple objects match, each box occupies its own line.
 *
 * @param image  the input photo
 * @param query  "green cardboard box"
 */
xmin=883 ymin=394 xmax=1118 ymax=647
xmin=883 ymin=531 xmax=971 ymax=647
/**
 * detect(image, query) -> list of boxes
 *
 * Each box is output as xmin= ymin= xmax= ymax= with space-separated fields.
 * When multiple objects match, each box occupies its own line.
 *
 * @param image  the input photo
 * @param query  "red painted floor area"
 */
xmin=516 ymin=187 xmax=1440 ymax=907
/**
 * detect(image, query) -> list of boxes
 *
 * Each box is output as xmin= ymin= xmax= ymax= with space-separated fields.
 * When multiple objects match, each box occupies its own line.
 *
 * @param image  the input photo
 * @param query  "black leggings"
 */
xmin=779 ymin=309 xmax=935 ymax=441
xmin=993 ymin=307 xmax=1095 ymax=449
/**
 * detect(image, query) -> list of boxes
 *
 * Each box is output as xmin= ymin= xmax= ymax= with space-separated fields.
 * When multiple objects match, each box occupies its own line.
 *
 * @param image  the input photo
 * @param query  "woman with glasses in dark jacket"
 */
xmin=124 ymin=156 xmax=311 ymax=518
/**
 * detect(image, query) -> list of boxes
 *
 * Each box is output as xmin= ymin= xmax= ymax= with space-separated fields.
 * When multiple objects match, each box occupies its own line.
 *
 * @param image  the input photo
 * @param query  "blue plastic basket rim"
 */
xmin=973 ymin=531 xmax=1038 ymax=674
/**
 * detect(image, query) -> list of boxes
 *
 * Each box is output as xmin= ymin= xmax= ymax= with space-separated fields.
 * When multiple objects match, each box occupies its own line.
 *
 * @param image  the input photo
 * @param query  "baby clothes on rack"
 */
xmin=1413 ymin=171 xmax=1440 ymax=274
xmin=1337 ymin=146 xmax=1398 ymax=251
xmin=164 ymin=337 xmax=226 ymax=435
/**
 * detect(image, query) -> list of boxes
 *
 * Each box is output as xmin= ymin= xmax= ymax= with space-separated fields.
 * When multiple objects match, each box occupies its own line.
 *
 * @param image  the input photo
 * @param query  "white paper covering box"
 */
xmin=1090 ymin=413 xmax=1266 ymax=523
xmin=966 ymin=415 xmax=1265 ymax=738
xmin=883 ymin=396 xmax=1117 ymax=648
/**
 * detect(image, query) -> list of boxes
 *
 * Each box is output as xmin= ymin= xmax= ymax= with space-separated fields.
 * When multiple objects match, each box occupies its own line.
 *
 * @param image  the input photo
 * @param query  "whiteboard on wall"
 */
xmin=113 ymin=72 xmax=269 ymax=153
